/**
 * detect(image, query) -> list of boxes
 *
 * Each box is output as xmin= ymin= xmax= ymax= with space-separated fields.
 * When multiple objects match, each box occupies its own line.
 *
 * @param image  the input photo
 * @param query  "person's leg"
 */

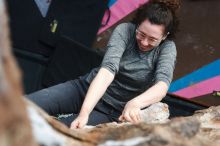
xmin=58 ymin=110 xmax=114 ymax=127
xmin=26 ymin=77 xmax=89 ymax=116
xmin=59 ymin=99 xmax=121 ymax=127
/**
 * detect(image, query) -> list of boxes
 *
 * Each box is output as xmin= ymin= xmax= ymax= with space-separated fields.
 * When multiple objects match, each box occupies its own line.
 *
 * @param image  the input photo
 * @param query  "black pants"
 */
xmin=26 ymin=75 xmax=121 ymax=127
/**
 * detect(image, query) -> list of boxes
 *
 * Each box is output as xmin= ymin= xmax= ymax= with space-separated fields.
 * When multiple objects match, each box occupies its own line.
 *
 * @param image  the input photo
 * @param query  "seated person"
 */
xmin=27 ymin=1 xmax=179 ymax=129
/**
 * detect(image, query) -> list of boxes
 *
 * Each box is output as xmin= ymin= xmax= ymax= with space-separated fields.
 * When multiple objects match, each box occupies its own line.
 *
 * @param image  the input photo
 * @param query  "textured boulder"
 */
xmin=26 ymin=99 xmax=220 ymax=146
xmin=0 ymin=0 xmax=36 ymax=145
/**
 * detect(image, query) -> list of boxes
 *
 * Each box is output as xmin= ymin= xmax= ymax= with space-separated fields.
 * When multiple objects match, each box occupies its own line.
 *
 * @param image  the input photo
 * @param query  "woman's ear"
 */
xmin=162 ymin=32 xmax=170 ymax=40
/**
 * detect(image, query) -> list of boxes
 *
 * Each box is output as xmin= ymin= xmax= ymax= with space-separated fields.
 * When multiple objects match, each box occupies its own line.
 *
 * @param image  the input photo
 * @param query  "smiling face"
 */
xmin=136 ymin=19 xmax=166 ymax=51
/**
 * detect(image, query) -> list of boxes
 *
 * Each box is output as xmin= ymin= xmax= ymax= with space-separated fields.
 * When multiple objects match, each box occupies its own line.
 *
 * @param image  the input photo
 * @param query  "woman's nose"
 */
xmin=141 ymin=38 xmax=149 ymax=46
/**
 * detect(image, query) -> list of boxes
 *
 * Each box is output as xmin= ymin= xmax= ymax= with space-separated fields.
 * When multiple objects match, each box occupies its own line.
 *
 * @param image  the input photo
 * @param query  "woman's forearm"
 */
xmin=79 ymin=68 xmax=114 ymax=116
xmin=131 ymin=81 xmax=169 ymax=109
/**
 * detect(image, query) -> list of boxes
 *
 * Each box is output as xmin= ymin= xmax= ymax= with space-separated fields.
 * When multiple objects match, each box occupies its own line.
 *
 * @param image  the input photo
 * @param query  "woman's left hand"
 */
xmin=118 ymin=99 xmax=142 ymax=124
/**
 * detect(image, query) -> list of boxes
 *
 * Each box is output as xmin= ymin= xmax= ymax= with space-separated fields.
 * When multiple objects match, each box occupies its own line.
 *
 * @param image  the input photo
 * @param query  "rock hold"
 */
xmin=140 ymin=102 xmax=170 ymax=124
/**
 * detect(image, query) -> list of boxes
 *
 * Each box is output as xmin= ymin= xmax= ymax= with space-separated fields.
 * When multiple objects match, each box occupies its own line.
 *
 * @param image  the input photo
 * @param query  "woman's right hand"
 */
xmin=70 ymin=114 xmax=89 ymax=129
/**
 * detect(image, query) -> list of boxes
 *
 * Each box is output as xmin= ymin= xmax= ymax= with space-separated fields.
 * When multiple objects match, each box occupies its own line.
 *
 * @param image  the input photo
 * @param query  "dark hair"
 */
xmin=132 ymin=0 xmax=180 ymax=39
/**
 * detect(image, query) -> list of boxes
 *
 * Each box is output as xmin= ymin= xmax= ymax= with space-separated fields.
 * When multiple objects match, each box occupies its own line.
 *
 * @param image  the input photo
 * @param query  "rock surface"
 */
xmin=0 ymin=0 xmax=37 ymax=146
xmin=26 ymin=98 xmax=220 ymax=146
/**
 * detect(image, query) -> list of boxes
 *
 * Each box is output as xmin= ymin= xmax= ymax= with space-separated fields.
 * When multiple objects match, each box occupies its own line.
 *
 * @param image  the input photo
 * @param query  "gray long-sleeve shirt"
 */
xmin=86 ymin=23 xmax=177 ymax=111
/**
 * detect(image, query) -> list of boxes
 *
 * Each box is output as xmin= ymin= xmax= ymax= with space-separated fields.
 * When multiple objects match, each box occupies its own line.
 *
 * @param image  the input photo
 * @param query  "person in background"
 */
xmin=27 ymin=0 xmax=180 ymax=129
